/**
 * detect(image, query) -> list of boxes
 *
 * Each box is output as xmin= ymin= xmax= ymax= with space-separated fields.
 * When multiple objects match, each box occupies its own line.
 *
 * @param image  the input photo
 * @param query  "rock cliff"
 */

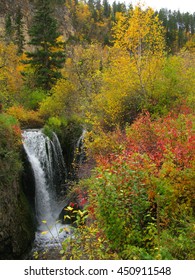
xmin=0 ymin=115 xmax=35 ymax=259
xmin=0 ymin=0 xmax=74 ymax=47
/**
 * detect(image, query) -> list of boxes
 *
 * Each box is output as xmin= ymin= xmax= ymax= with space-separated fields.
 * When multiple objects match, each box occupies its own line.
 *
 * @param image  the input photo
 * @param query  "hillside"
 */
xmin=0 ymin=0 xmax=194 ymax=260
xmin=0 ymin=0 xmax=74 ymax=48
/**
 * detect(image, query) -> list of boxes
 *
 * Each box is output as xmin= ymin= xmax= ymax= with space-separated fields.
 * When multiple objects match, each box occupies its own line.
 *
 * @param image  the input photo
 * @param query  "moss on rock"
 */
xmin=0 ymin=114 xmax=35 ymax=259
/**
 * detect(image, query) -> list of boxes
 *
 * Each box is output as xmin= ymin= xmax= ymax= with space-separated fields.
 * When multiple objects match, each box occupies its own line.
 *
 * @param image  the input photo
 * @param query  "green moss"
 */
xmin=43 ymin=116 xmax=83 ymax=176
xmin=0 ymin=114 xmax=35 ymax=259
xmin=18 ymin=189 xmax=35 ymax=240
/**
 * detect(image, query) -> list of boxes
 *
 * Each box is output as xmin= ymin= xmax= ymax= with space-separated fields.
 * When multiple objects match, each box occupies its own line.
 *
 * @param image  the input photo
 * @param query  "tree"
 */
xmin=157 ymin=9 xmax=195 ymax=53
xmin=89 ymin=5 xmax=166 ymax=129
xmin=15 ymin=6 xmax=25 ymax=55
xmin=112 ymin=6 xmax=166 ymax=96
xmin=103 ymin=0 xmax=111 ymax=18
xmin=23 ymin=0 xmax=65 ymax=90
xmin=5 ymin=14 xmax=13 ymax=43
xmin=0 ymin=40 xmax=23 ymax=107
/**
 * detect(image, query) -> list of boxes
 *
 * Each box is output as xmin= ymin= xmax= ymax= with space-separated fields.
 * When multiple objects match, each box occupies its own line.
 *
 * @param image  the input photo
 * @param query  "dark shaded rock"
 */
xmin=0 ymin=177 xmax=35 ymax=259
xmin=0 ymin=117 xmax=35 ymax=259
xmin=21 ymin=147 xmax=35 ymax=213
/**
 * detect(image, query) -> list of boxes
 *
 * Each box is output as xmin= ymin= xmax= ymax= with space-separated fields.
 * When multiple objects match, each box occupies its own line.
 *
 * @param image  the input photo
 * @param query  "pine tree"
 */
xmin=103 ymin=0 xmax=111 ymax=18
xmin=24 ymin=0 xmax=65 ymax=90
xmin=15 ymin=7 xmax=25 ymax=55
xmin=5 ymin=14 xmax=13 ymax=43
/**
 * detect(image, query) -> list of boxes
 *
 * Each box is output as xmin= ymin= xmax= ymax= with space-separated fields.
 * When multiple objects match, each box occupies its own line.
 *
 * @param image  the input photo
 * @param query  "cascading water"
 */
xmin=22 ymin=129 xmax=68 ymax=254
xmin=75 ymin=129 xmax=87 ymax=166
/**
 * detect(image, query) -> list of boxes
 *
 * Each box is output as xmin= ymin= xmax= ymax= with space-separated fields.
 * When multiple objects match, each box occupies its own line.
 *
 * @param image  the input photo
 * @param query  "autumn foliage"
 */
xmin=0 ymin=114 xmax=22 ymax=186
xmin=84 ymin=110 xmax=195 ymax=259
xmin=0 ymin=1 xmax=195 ymax=260
xmin=7 ymin=106 xmax=44 ymax=128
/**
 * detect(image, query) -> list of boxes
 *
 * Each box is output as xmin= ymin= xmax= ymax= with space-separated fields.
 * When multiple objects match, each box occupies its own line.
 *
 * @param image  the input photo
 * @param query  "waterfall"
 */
xmin=75 ymin=129 xmax=87 ymax=165
xmin=22 ymin=129 xmax=66 ymax=230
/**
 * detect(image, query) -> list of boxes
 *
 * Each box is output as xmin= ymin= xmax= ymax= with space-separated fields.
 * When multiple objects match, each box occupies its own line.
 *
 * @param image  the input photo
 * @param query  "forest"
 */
xmin=0 ymin=0 xmax=195 ymax=260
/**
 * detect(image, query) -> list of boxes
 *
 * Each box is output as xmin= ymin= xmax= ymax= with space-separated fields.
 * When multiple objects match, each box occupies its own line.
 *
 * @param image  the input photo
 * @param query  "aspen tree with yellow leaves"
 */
xmin=0 ymin=41 xmax=23 ymax=107
xmin=90 ymin=5 xmax=167 ymax=129
xmin=113 ymin=5 xmax=166 ymax=96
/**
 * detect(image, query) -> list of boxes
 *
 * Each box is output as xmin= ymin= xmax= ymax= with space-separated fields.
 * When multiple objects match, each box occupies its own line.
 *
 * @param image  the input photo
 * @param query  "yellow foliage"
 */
xmin=76 ymin=2 xmax=91 ymax=23
xmin=0 ymin=41 xmax=23 ymax=100
xmin=113 ymin=5 xmax=166 ymax=58
xmin=39 ymin=78 xmax=76 ymax=118
xmin=87 ymin=6 xmax=167 ymax=128
xmin=7 ymin=106 xmax=44 ymax=128
xmin=112 ymin=5 xmax=166 ymax=93
xmin=50 ymin=35 xmax=65 ymax=52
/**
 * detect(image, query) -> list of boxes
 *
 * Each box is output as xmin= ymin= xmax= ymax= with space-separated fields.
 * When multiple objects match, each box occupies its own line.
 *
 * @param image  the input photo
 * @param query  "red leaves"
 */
xmin=97 ymin=111 xmax=194 ymax=171
xmin=75 ymin=189 xmax=88 ymax=208
xmin=122 ymin=111 xmax=195 ymax=170
xmin=12 ymin=124 xmax=21 ymax=136
xmin=86 ymin=109 xmax=194 ymax=258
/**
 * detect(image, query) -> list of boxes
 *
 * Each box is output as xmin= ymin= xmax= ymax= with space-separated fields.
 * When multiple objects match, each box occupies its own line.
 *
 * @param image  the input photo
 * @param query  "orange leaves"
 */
xmin=11 ymin=124 xmax=22 ymax=146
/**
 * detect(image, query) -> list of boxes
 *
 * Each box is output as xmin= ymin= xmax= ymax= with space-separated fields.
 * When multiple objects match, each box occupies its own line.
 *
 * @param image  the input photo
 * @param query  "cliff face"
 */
xmin=0 ymin=176 xmax=35 ymax=259
xmin=0 ymin=0 xmax=33 ymax=38
xmin=0 ymin=0 xmax=74 ymax=47
xmin=0 ymin=115 xmax=35 ymax=259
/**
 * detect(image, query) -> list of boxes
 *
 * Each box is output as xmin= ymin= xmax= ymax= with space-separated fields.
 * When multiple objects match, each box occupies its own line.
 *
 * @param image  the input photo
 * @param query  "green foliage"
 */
xmin=0 ymin=113 xmax=18 ymax=126
xmin=144 ymin=55 xmax=195 ymax=117
xmin=43 ymin=116 xmax=67 ymax=138
xmin=157 ymin=9 xmax=195 ymax=53
xmin=19 ymin=87 xmax=46 ymax=110
xmin=62 ymin=223 xmax=119 ymax=260
xmin=0 ymin=114 xmax=22 ymax=186
xmin=5 ymin=14 xmax=13 ymax=43
xmin=79 ymin=111 xmax=195 ymax=260
xmin=61 ymin=205 xmax=118 ymax=260
xmin=15 ymin=6 xmax=25 ymax=55
xmin=88 ymin=155 xmax=158 ymax=258
xmin=23 ymin=0 xmax=65 ymax=90
xmin=160 ymin=224 xmax=195 ymax=259
xmin=1 ymin=1 xmax=195 ymax=261
xmin=43 ymin=115 xmax=82 ymax=139
xmin=39 ymin=78 xmax=76 ymax=119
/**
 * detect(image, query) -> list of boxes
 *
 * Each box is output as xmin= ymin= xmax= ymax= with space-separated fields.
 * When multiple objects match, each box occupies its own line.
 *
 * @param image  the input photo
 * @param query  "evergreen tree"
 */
xmin=103 ymin=0 xmax=111 ymax=18
xmin=15 ymin=7 xmax=25 ymax=55
xmin=87 ymin=0 xmax=98 ymax=21
xmin=24 ymin=0 xmax=65 ymax=90
xmin=111 ymin=1 xmax=117 ymax=21
xmin=5 ymin=14 xmax=13 ymax=43
xmin=95 ymin=0 xmax=103 ymax=21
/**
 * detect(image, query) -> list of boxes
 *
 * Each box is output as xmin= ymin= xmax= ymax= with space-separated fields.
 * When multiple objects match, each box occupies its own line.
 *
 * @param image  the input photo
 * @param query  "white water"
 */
xmin=22 ymin=129 xmax=69 ymax=252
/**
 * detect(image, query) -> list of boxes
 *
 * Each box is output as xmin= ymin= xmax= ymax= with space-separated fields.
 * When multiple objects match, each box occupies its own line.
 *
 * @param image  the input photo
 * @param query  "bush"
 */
xmin=82 ymin=110 xmax=195 ymax=259
xmin=0 ymin=114 xmax=22 ymax=186
xmin=19 ymin=88 xmax=46 ymax=110
xmin=6 ymin=105 xmax=44 ymax=128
